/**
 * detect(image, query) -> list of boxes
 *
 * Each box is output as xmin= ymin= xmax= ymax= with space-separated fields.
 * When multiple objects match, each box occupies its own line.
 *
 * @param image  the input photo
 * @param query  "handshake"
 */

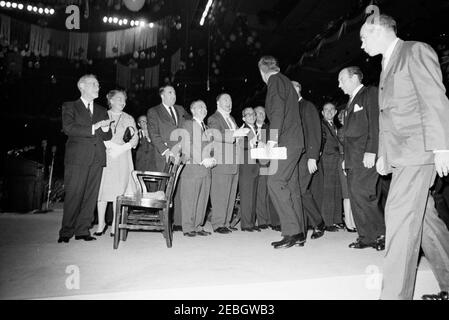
xmin=94 ymin=119 xmax=114 ymax=131
xmin=201 ymin=157 xmax=217 ymax=168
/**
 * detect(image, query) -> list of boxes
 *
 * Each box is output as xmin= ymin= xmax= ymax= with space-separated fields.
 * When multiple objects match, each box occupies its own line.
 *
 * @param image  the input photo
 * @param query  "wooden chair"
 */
xmin=113 ymin=158 xmax=183 ymax=249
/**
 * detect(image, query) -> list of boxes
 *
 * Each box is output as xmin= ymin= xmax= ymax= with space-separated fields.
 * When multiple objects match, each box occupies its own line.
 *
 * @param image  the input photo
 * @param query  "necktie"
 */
xmin=225 ymin=117 xmax=234 ymax=130
xmin=169 ymin=106 xmax=177 ymax=126
xmin=88 ymin=103 xmax=93 ymax=118
xmin=201 ymin=122 xmax=206 ymax=132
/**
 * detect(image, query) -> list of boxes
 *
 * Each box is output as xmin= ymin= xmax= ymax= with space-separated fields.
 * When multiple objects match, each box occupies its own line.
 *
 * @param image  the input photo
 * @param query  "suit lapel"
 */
xmin=158 ymin=104 xmax=175 ymax=126
xmin=76 ymin=99 xmax=92 ymax=123
xmin=380 ymin=39 xmax=404 ymax=85
xmin=346 ymin=86 xmax=366 ymax=118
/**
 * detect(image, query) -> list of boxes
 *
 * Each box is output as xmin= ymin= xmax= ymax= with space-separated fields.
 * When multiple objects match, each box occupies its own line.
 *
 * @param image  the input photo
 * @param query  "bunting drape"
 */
xmin=0 ymin=13 xmax=167 ymax=59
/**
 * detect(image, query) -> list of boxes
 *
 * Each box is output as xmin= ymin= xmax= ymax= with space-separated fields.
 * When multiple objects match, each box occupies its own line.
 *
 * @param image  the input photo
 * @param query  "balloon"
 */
xmin=123 ymin=0 xmax=145 ymax=12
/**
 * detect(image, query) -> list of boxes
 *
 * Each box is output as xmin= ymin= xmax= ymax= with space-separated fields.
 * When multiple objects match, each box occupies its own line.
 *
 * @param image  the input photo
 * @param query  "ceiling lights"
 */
xmin=0 ymin=1 xmax=55 ymax=15
xmin=103 ymin=15 xmax=155 ymax=28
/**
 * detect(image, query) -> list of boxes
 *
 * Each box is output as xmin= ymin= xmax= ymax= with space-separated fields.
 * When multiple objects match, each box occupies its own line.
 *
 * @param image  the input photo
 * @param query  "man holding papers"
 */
xmin=258 ymin=56 xmax=306 ymax=249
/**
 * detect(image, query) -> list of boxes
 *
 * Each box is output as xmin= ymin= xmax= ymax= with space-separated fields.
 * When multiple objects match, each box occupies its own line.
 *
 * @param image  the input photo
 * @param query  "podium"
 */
xmin=4 ymin=156 xmax=45 ymax=213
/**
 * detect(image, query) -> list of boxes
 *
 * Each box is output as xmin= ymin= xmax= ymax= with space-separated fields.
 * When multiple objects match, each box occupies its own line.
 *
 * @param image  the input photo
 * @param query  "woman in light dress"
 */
xmin=95 ymin=90 xmax=138 ymax=236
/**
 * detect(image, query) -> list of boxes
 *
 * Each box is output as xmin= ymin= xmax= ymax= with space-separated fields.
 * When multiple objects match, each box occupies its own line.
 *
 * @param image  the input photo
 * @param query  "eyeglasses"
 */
xmin=244 ymin=113 xmax=256 ymax=117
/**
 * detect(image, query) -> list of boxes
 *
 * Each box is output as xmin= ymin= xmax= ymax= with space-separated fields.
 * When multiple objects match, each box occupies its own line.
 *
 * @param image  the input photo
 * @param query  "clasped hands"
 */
xmin=201 ymin=157 xmax=217 ymax=168
xmin=94 ymin=119 xmax=113 ymax=131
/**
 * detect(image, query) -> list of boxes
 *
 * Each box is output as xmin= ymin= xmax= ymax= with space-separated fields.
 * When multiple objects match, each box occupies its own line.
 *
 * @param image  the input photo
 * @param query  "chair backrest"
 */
xmin=163 ymin=157 xmax=184 ymax=207
xmin=130 ymin=156 xmax=184 ymax=200
xmin=132 ymin=170 xmax=170 ymax=195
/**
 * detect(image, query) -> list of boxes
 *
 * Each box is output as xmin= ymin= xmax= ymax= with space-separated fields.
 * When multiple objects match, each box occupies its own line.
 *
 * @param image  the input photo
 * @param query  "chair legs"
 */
xmin=120 ymin=206 xmax=129 ymax=241
xmin=163 ymin=207 xmax=172 ymax=248
xmin=113 ymin=200 xmax=122 ymax=249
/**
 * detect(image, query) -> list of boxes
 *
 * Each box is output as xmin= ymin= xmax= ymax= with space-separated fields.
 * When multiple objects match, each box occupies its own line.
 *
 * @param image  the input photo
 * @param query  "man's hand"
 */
xmin=93 ymin=119 xmax=113 ymax=131
xmin=363 ymin=152 xmax=376 ymax=169
xmin=164 ymin=150 xmax=175 ymax=163
xmin=201 ymin=157 xmax=217 ymax=168
xmin=435 ymin=152 xmax=449 ymax=177
xmin=307 ymin=159 xmax=318 ymax=174
xmin=341 ymin=160 xmax=346 ymax=176
xmin=376 ymin=156 xmax=387 ymax=176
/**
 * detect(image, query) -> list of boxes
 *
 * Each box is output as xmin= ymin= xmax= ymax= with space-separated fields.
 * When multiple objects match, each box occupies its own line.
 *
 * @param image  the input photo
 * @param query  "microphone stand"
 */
xmin=34 ymin=146 xmax=56 ymax=214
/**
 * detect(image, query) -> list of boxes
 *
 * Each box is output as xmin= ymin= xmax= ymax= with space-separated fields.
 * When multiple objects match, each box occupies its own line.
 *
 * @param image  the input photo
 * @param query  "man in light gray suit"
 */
xmin=207 ymin=93 xmax=240 ymax=234
xmin=177 ymin=100 xmax=216 ymax=237
xmin=360 ymin=14 xmax=449 ymax=300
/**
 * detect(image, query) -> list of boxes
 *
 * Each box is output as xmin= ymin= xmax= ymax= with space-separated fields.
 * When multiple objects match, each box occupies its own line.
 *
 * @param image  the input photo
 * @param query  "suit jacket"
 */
xmin=299 ymin=98 xmax=321 ymax=160
xmin=378 ymin=39 xmax=449 ymax=170
xmin=322 ymin=120 xmax=342 ymax=157
xmin=207 ymin=111 xmax=239 ymax=174
xmin=62 ymin=99 xmax=111 ymax=167
xmin=343 ymin=86 xmax=379 ymax=169
xmin=147 ymin=103 xmax=187 ymax=156
xmin=238 ymin=123 xmax=258 ymax=168
xmin=135 ymin=131 xmax=156 ymax=171
xmin=265 ymin=72 xmax=305 ymax=151
xmin=178 ymin=119 xmax=212 ymax=178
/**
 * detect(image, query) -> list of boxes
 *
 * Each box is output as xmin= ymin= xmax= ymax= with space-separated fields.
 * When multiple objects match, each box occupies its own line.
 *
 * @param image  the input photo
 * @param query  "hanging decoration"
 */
xmin=123 ymin=0 xmax=145 ymax=12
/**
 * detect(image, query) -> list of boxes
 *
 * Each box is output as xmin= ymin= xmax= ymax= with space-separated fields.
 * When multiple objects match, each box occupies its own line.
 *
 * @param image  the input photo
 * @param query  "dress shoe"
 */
xmin=348 ymin=239 xmax=373 ymax=249
xmin=258 ymin=224 xmax=269 ymax=230
xmin=345 ymin=227 xmax=357 ymax=233
xmin=270 ymin=225 xmax=281 ymax=231
xmin=75 ymin=235 xmax=97 ymax=241
xmin=241 ymin=227 xmax=254 ymax=232
xmin=183 ymin=231 xmax=196 ymax=237
xmin=374 ymin=235 xmax=385 ymax=251
xmin=110 ymin=233 xmax=115 ymax=237
xmin=335 ymin=223 xmax=346 ymax=229
xmin=172 ymin=225 xmax=183 ymax=232
xmin=252 ymin=226 xmax=262 ymax=232
xmin=228 ymin=226 xmax=238 ymax=231
xmin=325 ymin=225 xmax=339 ymax=232
xmin=272 ymin=234 xmax=306 ymax=249
xmin=214 ymin=227 xmax=231 ymax=234
xmin=422 ymin=291 xmax=449 ymax=300
xmin=311 ymin=229 xmax=325 ymax=239
xmin=93 ymin=224 xmax=108 ymax=236
xmin=57 ymin=236 xmax=70 ymax=243
xmin=195 ymin=230 xmax=211 ymax=236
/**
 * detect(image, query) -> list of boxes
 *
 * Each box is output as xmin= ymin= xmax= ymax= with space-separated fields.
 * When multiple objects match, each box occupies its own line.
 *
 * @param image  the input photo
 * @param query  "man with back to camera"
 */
xmin=360 ymin=13 xmax=449 ymax=300
xmin=258 ymin=56 xmax=306 ymax=249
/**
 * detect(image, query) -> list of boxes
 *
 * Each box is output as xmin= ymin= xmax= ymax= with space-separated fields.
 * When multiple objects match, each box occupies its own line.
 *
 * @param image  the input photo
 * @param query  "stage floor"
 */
xmin=0 ymin=208 xmax=439 ymax=300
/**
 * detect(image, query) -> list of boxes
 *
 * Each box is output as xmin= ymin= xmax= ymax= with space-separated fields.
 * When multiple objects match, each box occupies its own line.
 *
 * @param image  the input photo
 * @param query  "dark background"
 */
xmin=0 ymin=0 xmax=448 ymax=179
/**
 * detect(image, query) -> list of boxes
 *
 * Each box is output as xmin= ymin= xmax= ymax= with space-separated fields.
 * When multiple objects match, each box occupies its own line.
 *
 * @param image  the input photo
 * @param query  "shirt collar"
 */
xmin=298 ymin=96 xmax=303 ymax=102
xmin=162 ymin=102 xmax=174 ymax=110
xmin=80 ymin=97 xmax=92 ymax=109
xmin=217 ymin=109 xmax=231 ymax=119
xmin=193 ymin=117 xmax=204 ymax=125
xmin=351 ymin=84 xmax=364 ymax=100
xmin=383 ymin=37 xmax=400 ymax=69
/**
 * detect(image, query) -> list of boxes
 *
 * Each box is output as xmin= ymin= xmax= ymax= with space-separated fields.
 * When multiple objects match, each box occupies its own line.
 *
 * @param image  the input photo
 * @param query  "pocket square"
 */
xmin=354 ymin=104 xmax=364 ymax=112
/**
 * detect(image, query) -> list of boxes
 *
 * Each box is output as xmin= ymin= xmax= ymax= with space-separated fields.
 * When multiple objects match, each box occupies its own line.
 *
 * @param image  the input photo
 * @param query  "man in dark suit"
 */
xmin=238 ymin=107 xmax=261 ymax=232
xmin=292 ymin=81 xmax=327 ymax=238
xmin=361 ymin=14 xmax=449 ymax=300
xmin=135 ymin=115 xmax=156 ymax=172
xmin=147 ymin=85 xmax=187 ymax=229
xmin=254 ymin=106 xmax=278 ymax=230
xmin=319 ymin=102 xmax=344 ymax=229
xmin=58 ymin=74 xmax=112 ymax=243
xmin=207 ymin=93 xmax=240 ymax=234
xmin=258 ymin=56 xmax=306 ymax=249
xmin=177 ymin=100 xmax=216 ymax=237
xmin=338 ymin=66 xmax=385 ymax=250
